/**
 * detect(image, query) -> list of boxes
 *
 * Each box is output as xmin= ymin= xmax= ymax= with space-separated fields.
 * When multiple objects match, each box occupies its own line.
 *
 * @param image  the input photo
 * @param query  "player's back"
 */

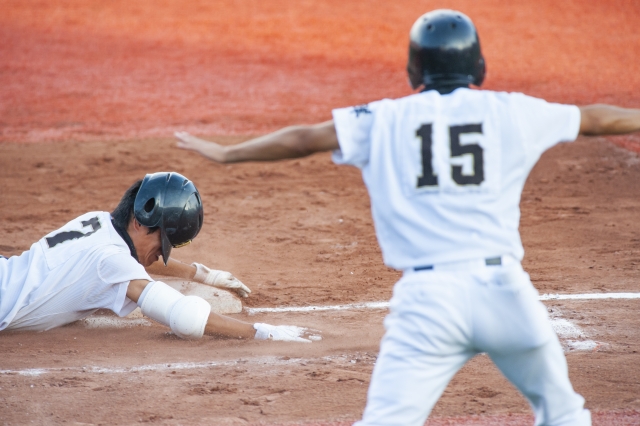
xmin=332 ymin=88 xmax=580 ymax=269
xmin=0 ymin=211 xmax=146 ymax=331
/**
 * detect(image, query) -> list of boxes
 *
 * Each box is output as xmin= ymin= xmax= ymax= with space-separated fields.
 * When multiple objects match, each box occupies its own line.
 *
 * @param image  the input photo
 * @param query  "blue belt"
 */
xmin=414 ymin=256 xmax=502 ymax=271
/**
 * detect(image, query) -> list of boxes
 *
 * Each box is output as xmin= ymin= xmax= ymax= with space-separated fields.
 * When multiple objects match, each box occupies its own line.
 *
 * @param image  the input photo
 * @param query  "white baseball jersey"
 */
xmin=0 ymin=211 xmax=151 ymax=331
xmin=332 ymin=88 xmax=580 ymax=270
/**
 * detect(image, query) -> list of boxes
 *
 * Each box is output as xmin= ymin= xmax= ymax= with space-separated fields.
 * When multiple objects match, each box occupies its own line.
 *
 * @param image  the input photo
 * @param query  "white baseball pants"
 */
xmin=355 ymin=260 xmax=590 ymax=426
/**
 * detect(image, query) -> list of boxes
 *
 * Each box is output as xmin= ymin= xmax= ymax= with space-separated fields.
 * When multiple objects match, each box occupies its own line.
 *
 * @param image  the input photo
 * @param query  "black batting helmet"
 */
xmin=407 ymin=10 xmax=485 ymax=91
xmin=134 ymin=172 xmax=203 ymax=265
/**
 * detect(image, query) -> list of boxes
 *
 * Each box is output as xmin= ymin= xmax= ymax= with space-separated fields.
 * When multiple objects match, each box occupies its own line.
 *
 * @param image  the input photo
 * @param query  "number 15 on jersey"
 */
xmin=410 ymin=121 xmax=499 ymax=195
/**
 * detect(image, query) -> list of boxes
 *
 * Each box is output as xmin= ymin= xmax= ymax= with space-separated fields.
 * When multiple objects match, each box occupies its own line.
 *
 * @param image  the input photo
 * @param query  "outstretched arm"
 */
xmin=126 ymin=280 xmax=316 ymax=341
xmin=579 ymin=105 xmax=640 ymax=136
xmin=145 ymin=258 xmax=251 ymax=298
xmin=126 ymin=279 xmax=256 ymax=338
xmin=146 ymin=258 xmax=196 ymax=279
xmin=175 ymin=120 xmax=339 ymax=163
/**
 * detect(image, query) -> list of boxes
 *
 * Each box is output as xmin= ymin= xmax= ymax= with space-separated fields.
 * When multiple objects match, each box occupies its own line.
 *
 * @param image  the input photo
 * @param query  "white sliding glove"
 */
xmin=253 ymin=323 xmax=322 ymax=343
xmin=192 ymin=262 xmax=252 ymax=298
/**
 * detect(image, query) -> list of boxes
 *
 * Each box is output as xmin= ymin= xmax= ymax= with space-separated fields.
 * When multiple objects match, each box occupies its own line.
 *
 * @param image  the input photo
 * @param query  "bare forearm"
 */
xmin=205 ymin=312 xmax=256 ymax=339
xmin=223 ymin=126 xmax=318 ymax=163
xmin=176 ymin=121 xmax=339 ymax=163
xmin=145 ymin=258 xmax=196 ymax=280
xmin=580 ymin=105 xmax=640 ymax=136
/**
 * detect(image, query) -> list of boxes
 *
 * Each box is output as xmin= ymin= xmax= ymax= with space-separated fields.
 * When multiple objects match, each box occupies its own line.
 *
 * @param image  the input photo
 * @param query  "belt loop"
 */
xmin=414 ymin=265 xmax=434 ymax=271
xmin=485 ymin=257 xmax=502 ymax=266
xmin=413 ymin=256 xmax=505 ymax=272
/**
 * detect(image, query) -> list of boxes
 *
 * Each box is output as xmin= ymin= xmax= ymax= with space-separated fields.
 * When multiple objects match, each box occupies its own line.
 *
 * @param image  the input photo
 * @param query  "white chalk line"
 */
xmin=549 ymin=317 xmax=598 ymax=351
xmin=539 ymin=292 xmax=640 ymax=301
xmin=0 ymin=354 xmax=354 ymax=378
xmin=0 ymin=315 xmax=604 ymax=377
xmin=3 ymin=292 xmax=632 ymax=377
xmin=82 ymin=317 xmax=151 ymax=328
xmin=245 ymin=292 xmax=640 ymax=314
xmin=247 ymin=301 xmax=390 ymax=315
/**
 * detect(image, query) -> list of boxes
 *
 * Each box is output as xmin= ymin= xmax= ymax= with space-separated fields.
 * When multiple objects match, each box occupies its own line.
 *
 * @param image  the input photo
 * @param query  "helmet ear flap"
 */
xmin=143 ymin=198 xmax=156 ymax=213
xmin=137 ymin=197 xmax=157 ymax=220
xmin=134 ymin=180 xmax=164 ymax=227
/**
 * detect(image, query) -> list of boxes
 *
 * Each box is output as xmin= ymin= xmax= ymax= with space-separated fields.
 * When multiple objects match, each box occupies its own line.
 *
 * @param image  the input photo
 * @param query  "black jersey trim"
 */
xmin=111 ymin=220 xmax=139 ymax=263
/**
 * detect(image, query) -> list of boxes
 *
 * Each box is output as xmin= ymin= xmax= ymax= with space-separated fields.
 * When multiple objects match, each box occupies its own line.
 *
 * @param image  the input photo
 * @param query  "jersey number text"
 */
xmin=416 ymin=123 xmax=484 ymax=188
xmin=46 ymin=217 xmax=102 ymax=248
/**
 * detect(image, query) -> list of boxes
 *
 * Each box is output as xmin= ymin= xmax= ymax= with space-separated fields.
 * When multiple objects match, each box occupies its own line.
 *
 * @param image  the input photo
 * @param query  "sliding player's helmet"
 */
xmin=134 ymin=172 xmax=203 ymax=265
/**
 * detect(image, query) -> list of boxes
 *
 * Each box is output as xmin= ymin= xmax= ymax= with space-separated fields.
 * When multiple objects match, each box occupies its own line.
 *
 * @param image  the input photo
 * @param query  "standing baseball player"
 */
xmin=175 ymin=9 xmax=640 ymax=425
xmin=0 ymin=171 xmax=316 ymax=342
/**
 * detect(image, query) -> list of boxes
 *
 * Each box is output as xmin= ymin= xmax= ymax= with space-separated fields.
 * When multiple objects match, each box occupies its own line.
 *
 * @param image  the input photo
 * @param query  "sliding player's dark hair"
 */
xmin=111 ymin=179 xmax=143 ymax=230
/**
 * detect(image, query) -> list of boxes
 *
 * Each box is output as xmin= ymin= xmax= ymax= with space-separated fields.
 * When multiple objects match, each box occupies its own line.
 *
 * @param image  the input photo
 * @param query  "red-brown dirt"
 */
xmin=1 ymin=0 xmax=640 ymax=425
xmin=1 ymin=0 xmax=639 ymax=143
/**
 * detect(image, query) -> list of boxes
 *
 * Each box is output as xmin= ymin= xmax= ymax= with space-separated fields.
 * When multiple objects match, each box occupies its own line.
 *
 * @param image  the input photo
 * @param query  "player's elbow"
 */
xmin=579 ymin=105 xmax=607 ymax=136
xmin=217 ymin=149 xmax=233 ymax=164
xmin=579 ymin=116 xmax=602 ymax=136
xmin=288 ymin=125 xmax=320 ymax=157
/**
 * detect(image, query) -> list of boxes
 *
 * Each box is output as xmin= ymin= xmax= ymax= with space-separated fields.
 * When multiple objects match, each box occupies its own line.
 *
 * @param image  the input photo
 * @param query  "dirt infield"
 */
xmin=1 ymin=0 xmax=640 ymax=425
xmin=2 ymin=0 xmax=640 ymax=144
xmin=2 ymin=136 xmax=640 ymax=424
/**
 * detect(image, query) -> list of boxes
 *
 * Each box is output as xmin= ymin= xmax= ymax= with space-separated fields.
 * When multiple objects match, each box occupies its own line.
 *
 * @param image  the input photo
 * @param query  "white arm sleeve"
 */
xmin=137 ymin=281 xmax=183 ymax=326
xmin=138 ymin=281 xmax=211 ymax=339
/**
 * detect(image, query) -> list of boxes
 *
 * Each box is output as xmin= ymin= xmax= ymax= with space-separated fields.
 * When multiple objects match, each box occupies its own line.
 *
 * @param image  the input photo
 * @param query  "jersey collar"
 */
xmin=422 ymin=83 xmax=469 ymax=95
xmin=111 ymin=219 xmax=140 ymax=263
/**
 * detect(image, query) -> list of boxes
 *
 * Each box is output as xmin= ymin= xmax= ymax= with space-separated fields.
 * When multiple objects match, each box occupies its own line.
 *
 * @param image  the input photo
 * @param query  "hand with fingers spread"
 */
xmin=192 ymin=262 xmax=251 ymax=298
xmin=253 ymin=323 xmax=322 ymax=343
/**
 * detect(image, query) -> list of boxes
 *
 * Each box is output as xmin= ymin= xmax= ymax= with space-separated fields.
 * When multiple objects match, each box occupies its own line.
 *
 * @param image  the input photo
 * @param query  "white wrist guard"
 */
xmin=138 ymin=281 xmax=211 ymax=339
xmin=193 ymin=262 xmax=217 ymax=285
xmin=192 ymin=262 xmax=252 ymax=298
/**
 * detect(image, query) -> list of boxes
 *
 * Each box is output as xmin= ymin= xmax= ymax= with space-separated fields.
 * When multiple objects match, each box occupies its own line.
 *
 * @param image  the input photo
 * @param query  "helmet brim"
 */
xmin=160 ymin=228 xmax=173 ymax=266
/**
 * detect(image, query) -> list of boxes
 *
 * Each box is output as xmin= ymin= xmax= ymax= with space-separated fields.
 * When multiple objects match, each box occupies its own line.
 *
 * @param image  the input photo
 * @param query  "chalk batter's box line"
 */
xmin=245 ymin=292 xmax=640 ymax=314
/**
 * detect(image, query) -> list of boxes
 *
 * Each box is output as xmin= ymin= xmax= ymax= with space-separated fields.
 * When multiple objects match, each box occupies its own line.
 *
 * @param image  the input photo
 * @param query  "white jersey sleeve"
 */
xmin=331 ymin=103 xmax=380 ymax=168
xmin=98 ymin=251 xmax=151 ymax=316
xmin=510 ymin=93 xmax=581 ymax=167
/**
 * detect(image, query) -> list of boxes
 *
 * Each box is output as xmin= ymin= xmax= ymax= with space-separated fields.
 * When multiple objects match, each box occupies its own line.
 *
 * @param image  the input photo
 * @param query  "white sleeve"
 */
xmin=511 ymin=93 xmax=581 ymax=160
xmin=98 ymin=252 xmax=152 ymax=316
xmin=331 ymin=103 xmax=377 ymax=168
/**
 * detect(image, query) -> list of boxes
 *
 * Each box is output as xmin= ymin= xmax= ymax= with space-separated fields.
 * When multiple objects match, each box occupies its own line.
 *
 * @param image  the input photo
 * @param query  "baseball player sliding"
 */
xmin=175 ymin=9 xmax=640 ymax=425
xmin=0 ymin=172 xmax=316 ymax=343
